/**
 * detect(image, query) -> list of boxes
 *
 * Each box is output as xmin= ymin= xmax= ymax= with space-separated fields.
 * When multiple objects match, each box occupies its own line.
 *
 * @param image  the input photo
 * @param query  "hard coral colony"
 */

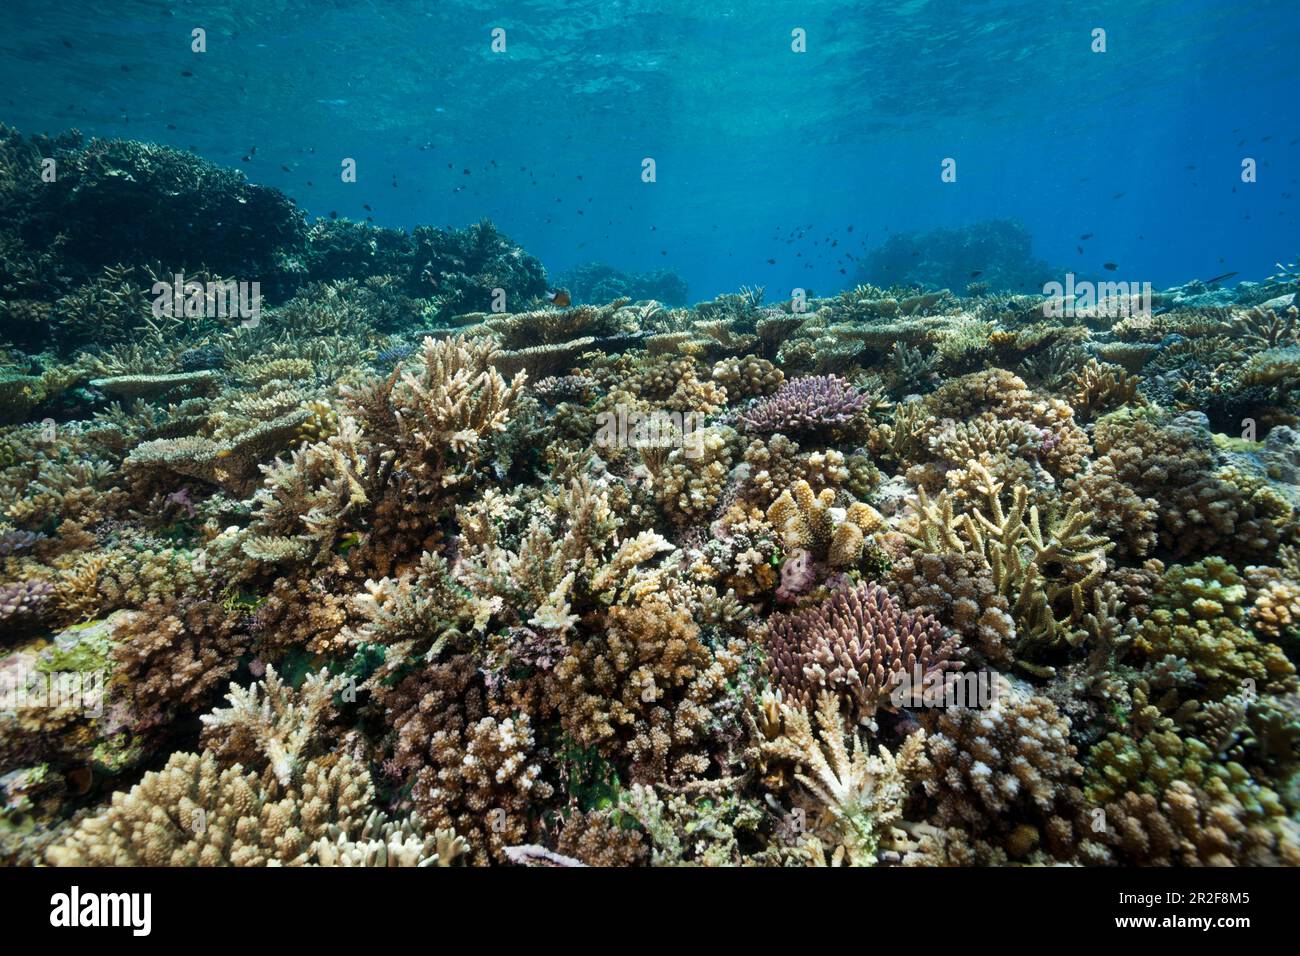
xmin=0 ymin=124 xmax=1299 ymax=870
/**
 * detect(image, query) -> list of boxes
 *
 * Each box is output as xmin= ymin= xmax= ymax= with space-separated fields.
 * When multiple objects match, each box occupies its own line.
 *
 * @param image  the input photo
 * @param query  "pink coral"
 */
xmin=764 ymin=581 xmax=964 ymax=724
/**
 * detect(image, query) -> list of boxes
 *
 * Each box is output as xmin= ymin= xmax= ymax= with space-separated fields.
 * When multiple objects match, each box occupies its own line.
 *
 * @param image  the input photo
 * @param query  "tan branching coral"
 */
xmin=111 ymin=598 xmax=250 ymax=729
xmin=711 ymin=355 xmax=784 ymax=399
xmin=378 ymin=655 xmax=553 ymax=865
xmin=391 ymin=334 xmax=527 ymax=487
xmin=307 ymin=813 xmax=469 ymax=867
xmin=200 ymin=665 xmax=344 ymax=787
xmin=548 ymin=593 xmax=744 ymax=785
xmin=903 ymin=463 xmax=1111 ymax=654
xmin=889 ymin=546 xmax=1016 ymax=667
xmin=653 ymin=425 xmax=737 ymax=523
xmin=917 ymin=677 xmax=1084 ymax=862
xmin=754 ymin=690 xmax=926 ymax=866
xmin=47 ymin=750 xmax=375 ymax=866
xmin=1065 ymin=358 xmax=1143 ymax=421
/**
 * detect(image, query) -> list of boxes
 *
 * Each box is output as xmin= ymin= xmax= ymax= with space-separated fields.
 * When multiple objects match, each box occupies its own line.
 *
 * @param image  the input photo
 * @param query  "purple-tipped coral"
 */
xmin=0 ymin=579 xmax=54 ymax=631
xmin=0 ymin=530 xmax=45 ymax=557
xmin=739 ymin=374 xmax=869 ymax=435
xmin=764 ymin=581 xmax=964 ymax=724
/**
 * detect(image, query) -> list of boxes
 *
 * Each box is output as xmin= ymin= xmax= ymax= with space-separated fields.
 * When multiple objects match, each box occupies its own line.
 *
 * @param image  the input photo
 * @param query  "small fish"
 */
xmin=766 ymin=258 xmax=776 ymax=265
xmin=1203 ymin=271 xmax=1238 ymax=284
xmin=969 ymin=270 xmax=982 ymax=278
xmin=1103 ymin=262 xmax=1118 ymax=271
xmin=281 ymin=164 xmax=291 ymax=172
xmin=181 ymin=70 xmax=193 ymax=77
xmin=1080 ymin=233 xmax=1093 ymax=240
xmin=546 ymin=289 xmax=571 ymax=307
xmin=329 ymin=210 xmax=337 ymax=219
xmin=1112 ymin=192 xmax=1125 ymax=199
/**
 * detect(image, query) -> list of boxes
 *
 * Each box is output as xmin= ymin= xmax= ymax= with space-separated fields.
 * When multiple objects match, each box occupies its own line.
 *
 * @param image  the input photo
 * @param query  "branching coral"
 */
xmin=548 ymin=592 xmax=744 ymax=786
xmin=376 ymin=655 xmax=553 ymax=865
xmin=916 ymin=677 xmax=1084 ymax=863
xmin=390 ymin=334 xmax=528 ymax=487
xmin=764 ymin=581 xmax=963 ymax=726
xmin=199 ymin=665 xmax=343 ymax=788
xmin=7 ymin=123 xmax=1300 ymax=871
xmin=752 ymin=690 xmax=926 ymax=866
xmin=739 ymin=375 xmax=870 ymax=435
xmin=47 ymin=750 xmax=374 ymax=866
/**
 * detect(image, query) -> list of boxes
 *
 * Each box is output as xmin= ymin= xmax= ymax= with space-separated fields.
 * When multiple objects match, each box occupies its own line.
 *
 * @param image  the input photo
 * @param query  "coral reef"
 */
xmin=2 ymin=128 xmax=1298 ymax=870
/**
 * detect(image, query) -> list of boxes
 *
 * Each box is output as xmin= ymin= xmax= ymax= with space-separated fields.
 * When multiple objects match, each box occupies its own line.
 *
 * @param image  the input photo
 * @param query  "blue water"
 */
xmin=3 ymin=0 xmax=1297 ymax=300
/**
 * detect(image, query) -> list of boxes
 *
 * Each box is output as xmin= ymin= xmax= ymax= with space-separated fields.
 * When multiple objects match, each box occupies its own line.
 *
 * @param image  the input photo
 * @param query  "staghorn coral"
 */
xmin=390 ymin=334 xmax=528 ymax=487
xmin=1065 ymin=358 xmax=1143 ymax=421
xmin=901 ymin=463 xmax=1112 ymax=657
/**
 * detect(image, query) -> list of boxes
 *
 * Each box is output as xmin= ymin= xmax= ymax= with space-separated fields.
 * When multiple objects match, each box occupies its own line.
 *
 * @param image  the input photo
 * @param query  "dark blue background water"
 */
xmin=3 ymin=0 xmax=1297 ymax=301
